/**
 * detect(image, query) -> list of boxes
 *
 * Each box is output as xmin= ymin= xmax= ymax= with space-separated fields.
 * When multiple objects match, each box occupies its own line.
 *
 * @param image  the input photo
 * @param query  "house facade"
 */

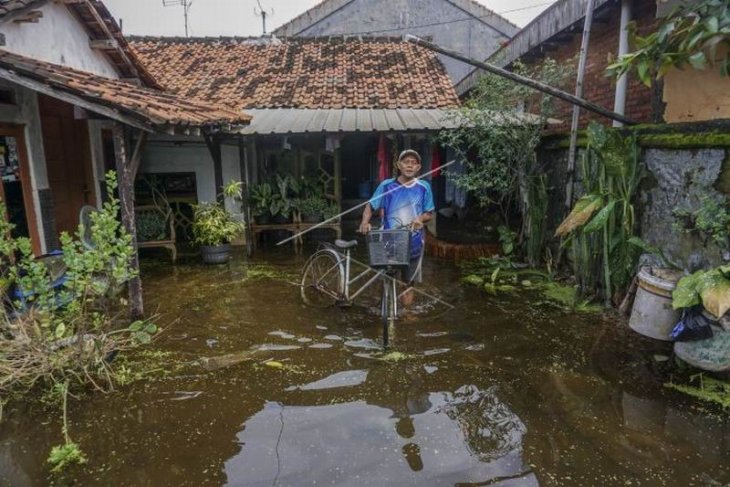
xmin=129 ymin=36 xmax=461 ymax=239
xmin=271 ymin=0 xmax=519 ymax=85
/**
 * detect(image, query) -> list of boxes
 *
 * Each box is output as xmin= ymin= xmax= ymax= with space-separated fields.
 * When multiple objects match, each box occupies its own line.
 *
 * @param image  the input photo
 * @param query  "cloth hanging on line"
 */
xmin=431 ymin=144 xmax=442 ymax=178
xmin=444 ymin=148 xmax=467 ymax=209
xmin=376 ymin=134 xmax=391 ymax=182
xmin=325 ymin=135 xmax=341 ymax=152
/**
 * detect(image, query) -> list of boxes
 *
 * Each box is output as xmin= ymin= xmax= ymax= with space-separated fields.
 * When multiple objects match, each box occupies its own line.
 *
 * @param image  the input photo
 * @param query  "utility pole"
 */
xmin=162 ymin=0 xmax=194 ymax=37
xmin=254 ymin=0 xmax=273 ymax=35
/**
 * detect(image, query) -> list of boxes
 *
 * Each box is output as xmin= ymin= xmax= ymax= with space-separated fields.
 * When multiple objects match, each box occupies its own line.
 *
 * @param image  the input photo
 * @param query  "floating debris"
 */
xmin=423 ymin=348 xmax=450 ymax=356
xmin=269 ymin=331 xmax=297 ymax=340
xmin=195 ymin=351 xmax=258 ymax=372
xmin=286 ymin=370 xmax=369 ymax=391
xmin=170 ymin=391 xmax=203 ymax=401
xmin=206 ymin=338 xmax=219 ymax=348
xmin=297 ymin=337 xmax=313 ymax=343
xmin=324 ymin=334 xmax=343 ymax=341
xmin=308 ymin=343 xmax=334 ymax=349
xmin=416 ymin=331 xmax=449 ymax=338
xmin=424 ymin=365 xmax=438 ymax=374
xmin=316 ymin=325 xmax=328 ymax=331
xmin=344 ymin=338 xmax=381 ymax=350
xmin=253 ymin=344 xmax=302 ymax=351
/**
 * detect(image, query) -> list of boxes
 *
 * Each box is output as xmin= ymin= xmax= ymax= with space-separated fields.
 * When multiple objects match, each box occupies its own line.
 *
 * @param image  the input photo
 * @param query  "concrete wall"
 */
xmin=139 ymin=138 xmax=243 ymax=215
xmin=285 ymin=0 xmax=513 ymax=83
xmin=0 ymin=2 xmax=119 ymax=78
xmin=539 ymin=126 xmax=730 ymax=270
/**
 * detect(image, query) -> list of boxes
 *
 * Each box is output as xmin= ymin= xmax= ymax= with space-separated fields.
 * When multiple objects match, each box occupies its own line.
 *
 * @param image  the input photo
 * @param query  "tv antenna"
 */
xmin=254 ymin=0 xmax=273 ymax=35
xmin=162 ymin=0 xmax=194 ymax=37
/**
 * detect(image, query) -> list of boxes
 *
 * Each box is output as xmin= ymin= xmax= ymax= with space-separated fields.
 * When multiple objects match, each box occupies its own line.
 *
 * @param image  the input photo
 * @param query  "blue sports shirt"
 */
xmin=369 ymin=178 xmax=435 ymax=258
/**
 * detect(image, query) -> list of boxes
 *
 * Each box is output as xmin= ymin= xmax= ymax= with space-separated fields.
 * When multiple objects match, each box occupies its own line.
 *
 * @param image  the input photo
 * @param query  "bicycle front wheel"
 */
xmin=301 ymin=249 xmax=345 ymax=307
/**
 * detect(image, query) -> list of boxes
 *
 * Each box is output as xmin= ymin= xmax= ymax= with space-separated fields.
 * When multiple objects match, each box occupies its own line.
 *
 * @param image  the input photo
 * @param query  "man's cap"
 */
xmin=398 ymin=149 xmax=422 ymax=163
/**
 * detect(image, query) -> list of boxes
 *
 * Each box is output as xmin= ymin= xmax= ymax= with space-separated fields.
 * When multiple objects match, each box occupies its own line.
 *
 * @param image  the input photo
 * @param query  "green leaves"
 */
xmin=191 ymin=201 xmax=244 ymax=246
xmin=606 ymin=0 xmax=730 ymax=82
xmin=129 ymin=320 xmax=158 ymax=344
xmin=583 ymin=199 xmax=617 ymax=234
xmin=673 ymin=265 xmax=730 ymax=317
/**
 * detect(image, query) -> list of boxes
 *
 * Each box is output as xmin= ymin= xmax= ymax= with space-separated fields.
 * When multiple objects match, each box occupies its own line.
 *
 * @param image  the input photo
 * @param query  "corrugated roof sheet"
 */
xmin=238 ymin=108 xmax=461 ymax=134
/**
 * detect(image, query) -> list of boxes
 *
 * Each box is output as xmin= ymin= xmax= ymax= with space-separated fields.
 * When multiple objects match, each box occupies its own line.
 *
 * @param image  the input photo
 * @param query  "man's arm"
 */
xmin=410 ymin=211 xmax=432 ymax=230
xmin=359 ymin=203 xmax=373 ymax=234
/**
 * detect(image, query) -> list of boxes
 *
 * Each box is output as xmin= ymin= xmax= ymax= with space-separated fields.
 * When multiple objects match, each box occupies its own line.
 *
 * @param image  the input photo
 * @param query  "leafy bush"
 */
xmin=191 ymin=180 xmax=244 ymax=246
xmin=0 ymin=171 xmax=158 ymax=473
xmin=607 ymin=0 xmax=730 ymax=83
xmin=673 ymin=194 xmax=730 ymax=251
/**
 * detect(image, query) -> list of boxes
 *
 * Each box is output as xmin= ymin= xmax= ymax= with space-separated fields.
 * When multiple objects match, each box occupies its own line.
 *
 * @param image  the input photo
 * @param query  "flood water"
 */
xmin=1 ymin=250 xmax=729 ymax=486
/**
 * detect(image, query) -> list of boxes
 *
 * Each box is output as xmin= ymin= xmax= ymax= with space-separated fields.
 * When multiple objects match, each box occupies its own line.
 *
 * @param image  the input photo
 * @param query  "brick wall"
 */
xmin=520 ymin=0 xmax=658 ymax=131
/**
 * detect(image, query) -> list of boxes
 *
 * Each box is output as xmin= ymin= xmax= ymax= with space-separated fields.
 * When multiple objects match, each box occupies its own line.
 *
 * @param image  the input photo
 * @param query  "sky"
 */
xmin=104 ymin=0 xmax=555 ymax=38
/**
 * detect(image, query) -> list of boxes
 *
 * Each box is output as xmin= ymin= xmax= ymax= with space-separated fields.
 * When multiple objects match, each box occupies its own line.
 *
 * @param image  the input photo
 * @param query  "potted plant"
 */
xmin=192 ymin=181 xmax=244 ymax=264
xmin=250 ymin=182 xmax=274 ymax=225
xmin=296 ymin=196 xmax=328 ymax=223
xmin=270 ymin=173 xmax=295 ymax=224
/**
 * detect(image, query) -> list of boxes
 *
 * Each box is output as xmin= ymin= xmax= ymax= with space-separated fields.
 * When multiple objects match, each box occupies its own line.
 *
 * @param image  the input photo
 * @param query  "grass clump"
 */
xmin=665 ymin=374 xmax=730 ymax=409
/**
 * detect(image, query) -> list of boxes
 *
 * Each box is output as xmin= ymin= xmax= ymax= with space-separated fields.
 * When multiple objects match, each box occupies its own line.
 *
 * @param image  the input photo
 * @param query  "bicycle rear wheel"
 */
xmin=301 ymin=249 xmax=345 ymax=307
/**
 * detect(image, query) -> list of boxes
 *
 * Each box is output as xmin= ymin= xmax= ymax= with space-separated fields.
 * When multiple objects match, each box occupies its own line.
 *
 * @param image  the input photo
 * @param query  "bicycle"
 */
xmin=300 ymin=227 xmax=413 ymax=346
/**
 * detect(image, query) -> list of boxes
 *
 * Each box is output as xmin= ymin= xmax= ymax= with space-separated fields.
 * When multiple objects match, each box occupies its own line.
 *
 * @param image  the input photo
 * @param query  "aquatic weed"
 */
xmin=665 ymin=374 xmax=730 ymax=409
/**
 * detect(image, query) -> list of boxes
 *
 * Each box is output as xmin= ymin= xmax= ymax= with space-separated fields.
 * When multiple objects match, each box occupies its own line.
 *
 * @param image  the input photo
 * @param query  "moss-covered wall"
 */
xmin=538 ymin=121 xmax=730 ymax=268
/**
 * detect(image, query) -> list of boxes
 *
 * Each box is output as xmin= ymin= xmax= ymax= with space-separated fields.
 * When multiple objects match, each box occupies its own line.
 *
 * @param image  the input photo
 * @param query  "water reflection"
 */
xmin=225 ymin=385 xmax=534 ymax=486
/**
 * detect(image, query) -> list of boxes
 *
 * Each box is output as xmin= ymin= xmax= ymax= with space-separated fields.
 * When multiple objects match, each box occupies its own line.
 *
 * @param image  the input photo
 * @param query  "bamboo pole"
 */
xmin=565 ymin=0 xmax=597 ymax=218
xmin=405 ymin=35 xmax=636 ymax=126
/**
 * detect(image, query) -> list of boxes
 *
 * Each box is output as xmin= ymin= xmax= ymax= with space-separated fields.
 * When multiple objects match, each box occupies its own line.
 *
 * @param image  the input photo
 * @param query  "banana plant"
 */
xmin=555 ymin=123 xmax=644 ymax=304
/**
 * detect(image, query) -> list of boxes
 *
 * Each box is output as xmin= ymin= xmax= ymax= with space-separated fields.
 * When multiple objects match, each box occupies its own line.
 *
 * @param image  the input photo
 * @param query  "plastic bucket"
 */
xmin=629 ymin=267 xmax=683 ymax=341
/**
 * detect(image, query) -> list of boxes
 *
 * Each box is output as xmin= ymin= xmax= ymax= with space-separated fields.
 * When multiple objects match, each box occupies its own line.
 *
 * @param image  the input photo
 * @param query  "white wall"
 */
xmin=0 ymin=2 xmax=119 ymax=78
xmin=140 ymin=138 xmax=243 ymax=214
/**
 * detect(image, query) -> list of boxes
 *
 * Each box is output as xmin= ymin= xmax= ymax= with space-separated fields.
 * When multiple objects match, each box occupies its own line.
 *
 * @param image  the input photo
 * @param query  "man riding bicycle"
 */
xmin=358 ymin=149 xmax=435 ymax=306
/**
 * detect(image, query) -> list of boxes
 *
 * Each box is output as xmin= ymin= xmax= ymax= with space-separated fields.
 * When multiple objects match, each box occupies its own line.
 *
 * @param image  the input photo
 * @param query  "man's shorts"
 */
xmin=400 ymin=252 xmax=424 ymax=285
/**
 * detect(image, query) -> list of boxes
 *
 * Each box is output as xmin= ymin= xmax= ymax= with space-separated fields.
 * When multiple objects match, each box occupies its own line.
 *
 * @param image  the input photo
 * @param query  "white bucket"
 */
xmin=629 ymin=267 xmax=683 ymax=341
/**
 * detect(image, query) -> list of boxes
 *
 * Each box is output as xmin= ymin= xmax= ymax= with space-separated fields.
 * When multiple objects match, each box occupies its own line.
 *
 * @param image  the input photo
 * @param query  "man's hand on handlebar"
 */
xmin=358 ymin=221 xmax=372 ymax=234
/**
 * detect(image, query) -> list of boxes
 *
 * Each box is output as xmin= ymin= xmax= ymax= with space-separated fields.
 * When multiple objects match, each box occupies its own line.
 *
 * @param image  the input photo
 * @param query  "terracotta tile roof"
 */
xmin=0 ymin=49 xmax=250 ymax=130
xmin=0 ymin=0 xmax=41 ymax=17
xmin=128 ymin=36 xmax=460 ymax=110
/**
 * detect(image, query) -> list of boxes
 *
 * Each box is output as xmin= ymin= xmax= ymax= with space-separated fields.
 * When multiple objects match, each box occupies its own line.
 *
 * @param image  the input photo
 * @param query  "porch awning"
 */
xmin=0 ymin=50 xmax=251 ymax=134
xmin=237 ymin=108 xmax=462 ymax=135
xmin=236 ymin=108 xmax=557 ymax=135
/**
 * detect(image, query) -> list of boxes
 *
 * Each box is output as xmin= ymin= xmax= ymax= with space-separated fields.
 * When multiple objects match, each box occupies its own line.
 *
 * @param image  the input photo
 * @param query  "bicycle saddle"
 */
xmin=335 ymin=239 xmax=358 ymax=249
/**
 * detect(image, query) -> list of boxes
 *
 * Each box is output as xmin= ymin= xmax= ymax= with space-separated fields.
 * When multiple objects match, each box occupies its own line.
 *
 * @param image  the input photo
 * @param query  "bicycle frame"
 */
xmin=336 ymin=245 xmax=389 ymax=305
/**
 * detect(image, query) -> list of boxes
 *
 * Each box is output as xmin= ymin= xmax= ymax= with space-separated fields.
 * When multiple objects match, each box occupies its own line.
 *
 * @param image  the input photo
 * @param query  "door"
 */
xmin=0 ymin=123 xmax=41 ymax=255
xmin=38 ymin=95 xmax=96 ymax=239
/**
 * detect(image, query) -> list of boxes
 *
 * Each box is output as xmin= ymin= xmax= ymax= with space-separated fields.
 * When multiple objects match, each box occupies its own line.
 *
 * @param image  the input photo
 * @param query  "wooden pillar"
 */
xmin=112 ymin=124 xmax=145 ymax=320
xmin=238 ymin=135 xmax=253 ymax=257
xmin=203 ymin=131 xmax=224 ymax=204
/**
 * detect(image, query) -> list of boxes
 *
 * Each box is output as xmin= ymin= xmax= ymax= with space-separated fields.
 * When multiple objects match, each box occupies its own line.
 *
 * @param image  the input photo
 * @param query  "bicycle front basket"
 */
xmin=367 ymin=229 xmax=411 ymax=268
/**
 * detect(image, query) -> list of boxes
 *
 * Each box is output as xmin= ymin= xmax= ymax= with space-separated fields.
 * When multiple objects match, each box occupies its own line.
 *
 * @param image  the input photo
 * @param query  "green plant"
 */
xmin=673 ymin=194 xmax=730 ymax=251
xmin=607 ymin=0 xmax=730 ymax=83
xmin=192 ymin=203 xmax=243 ymax=246
xmin=136 ymin=211 xmax=167 ymax=242
xmin=439 ymin=58 xmax=574 ymax=256
xmin=295 ymin=196 xmax=328 ymax=217
xmin=0 ymin=172 xmax=158 ymax=471
xmin=191 ymin=180 xmax=244 ymax=246
xmin=497 ymin=225 xmax=516 ymax=256
xmin=673 ymin=264 xmax=730 ymax=317
xmin=250 ymin=182 xmax=274 ymax=217
xmin=555 ymin=123 xmax=643 ymax=304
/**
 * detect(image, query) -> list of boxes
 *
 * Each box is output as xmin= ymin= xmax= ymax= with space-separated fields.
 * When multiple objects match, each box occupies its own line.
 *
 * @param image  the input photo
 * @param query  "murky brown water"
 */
xmin=1 ymin=250 xmax=728 ymax=486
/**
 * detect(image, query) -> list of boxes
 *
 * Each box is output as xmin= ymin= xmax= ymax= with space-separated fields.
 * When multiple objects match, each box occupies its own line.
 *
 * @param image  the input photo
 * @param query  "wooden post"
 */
xmin=238 ymin=135 xmax=253 ymax=257
xmin=203 ymin=131 xmax=224 ymax=204
xmin=112 ymin=124 xmax=144 ymax=319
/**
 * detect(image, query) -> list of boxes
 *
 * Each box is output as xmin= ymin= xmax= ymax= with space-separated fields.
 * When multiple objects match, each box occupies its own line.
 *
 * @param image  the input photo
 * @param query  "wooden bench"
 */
xmin=135 ymin=205 xmax=177 ymax=263
xmin=250 ymin=216 xmax=341 ymax=253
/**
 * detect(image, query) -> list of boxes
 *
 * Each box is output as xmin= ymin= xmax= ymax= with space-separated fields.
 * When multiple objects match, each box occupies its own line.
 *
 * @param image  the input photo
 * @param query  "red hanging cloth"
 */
xmin=431 ymin=143 xmax=442 ymax=178
xmin=377 ymin=135 xmax=390 ymax=182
